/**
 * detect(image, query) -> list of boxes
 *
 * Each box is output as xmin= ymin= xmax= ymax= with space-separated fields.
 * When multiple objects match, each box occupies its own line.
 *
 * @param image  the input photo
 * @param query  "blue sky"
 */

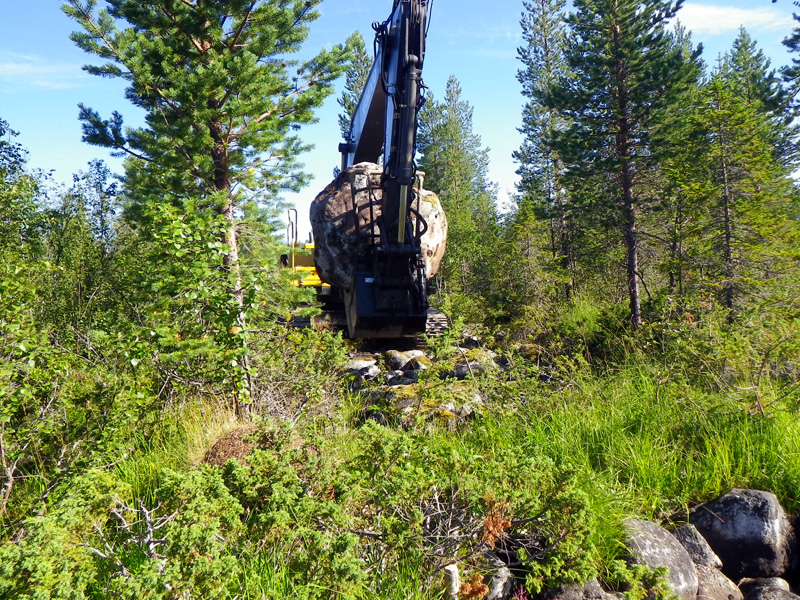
xmin=1 ymin=0 xmax=797 ymax=233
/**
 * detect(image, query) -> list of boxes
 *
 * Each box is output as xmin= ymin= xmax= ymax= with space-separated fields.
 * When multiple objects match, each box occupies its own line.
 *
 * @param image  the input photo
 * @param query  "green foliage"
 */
xmin=418 ymin=76 xmax=504 ymax=313
xmin=0 ymin=470 xmax=131 ymax=600
xmin=603 ymin=561 xmax=677 ymax=600
xmin=6 ymin=2 xmax=800 ymax=599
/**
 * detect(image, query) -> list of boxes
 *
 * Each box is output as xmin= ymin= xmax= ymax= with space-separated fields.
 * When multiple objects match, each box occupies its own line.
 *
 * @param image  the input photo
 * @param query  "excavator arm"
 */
xmin=328 ymin=0 xmax=434 ymax=338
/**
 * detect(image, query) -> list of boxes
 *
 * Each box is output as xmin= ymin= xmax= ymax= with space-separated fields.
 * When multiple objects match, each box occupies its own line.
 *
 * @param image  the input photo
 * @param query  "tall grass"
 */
xmin=114 ymin=402 xmax=241 ymax=500
xmin=492 ymin=361 xmax=800 ymax=516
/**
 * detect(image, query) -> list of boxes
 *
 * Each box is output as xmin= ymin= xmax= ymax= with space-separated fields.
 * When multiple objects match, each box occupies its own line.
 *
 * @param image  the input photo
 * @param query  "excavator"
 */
xmin=302 ymin=0 xmax=446 ymax=339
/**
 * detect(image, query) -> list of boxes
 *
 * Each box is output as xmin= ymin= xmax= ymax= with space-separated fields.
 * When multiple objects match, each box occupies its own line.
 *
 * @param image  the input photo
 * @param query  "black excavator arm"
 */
xmin=333 ymin=0 xmax=433 ymax=338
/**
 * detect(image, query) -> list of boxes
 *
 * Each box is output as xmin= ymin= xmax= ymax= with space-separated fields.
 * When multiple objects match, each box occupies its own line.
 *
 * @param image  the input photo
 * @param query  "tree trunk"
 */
xmin=719 ymin=125 xmax=736 ymax=320
xmin=613 ymin=12 xmax=641 ymax=331
xmin=209 ymin=111 xmax=254 ymax=415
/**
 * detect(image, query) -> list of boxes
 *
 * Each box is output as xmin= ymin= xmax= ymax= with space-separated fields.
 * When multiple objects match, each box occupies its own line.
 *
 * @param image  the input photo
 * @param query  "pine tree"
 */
xmin=417 ymin=76 xmax=499 ymax=312
xmin=782 ymin=14 xmax=800 ymax=112
xmin=513 ymin=0 xmax=573 ymax=300
xmin=62 ymin=0 xmax=353 ymax=409
xmin=337 ymin=30 xmax=372 ymax=139
xmin=62 ymin=0 xmax=352 ymax=300
xmin=550 ymin=0 xmax=699 ymax=329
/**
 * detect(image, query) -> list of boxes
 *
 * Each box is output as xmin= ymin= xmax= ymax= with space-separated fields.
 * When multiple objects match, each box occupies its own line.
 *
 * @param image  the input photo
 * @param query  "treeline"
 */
xmin=424 ymin=0 xmax=800 ymax=335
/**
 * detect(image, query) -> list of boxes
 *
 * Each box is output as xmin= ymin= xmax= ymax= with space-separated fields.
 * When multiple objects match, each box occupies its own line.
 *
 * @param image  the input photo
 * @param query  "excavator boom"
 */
xmin=310 ymin=0 xmax=444 ymax=338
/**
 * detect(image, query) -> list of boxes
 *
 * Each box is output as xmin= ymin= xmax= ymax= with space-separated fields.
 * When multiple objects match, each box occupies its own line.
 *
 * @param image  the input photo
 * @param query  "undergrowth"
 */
xmin=3 ymin=300 xmax=800 ymax=599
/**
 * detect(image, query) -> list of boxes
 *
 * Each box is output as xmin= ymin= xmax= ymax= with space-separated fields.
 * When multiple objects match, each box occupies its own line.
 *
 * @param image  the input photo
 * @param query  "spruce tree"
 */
xmin=690 ymin=74 xmax=798 ymax=318
xmin=723 ymin=28 xmax=795 ymax=167
xmin=551 ymin=0 xmax=699 ymax=329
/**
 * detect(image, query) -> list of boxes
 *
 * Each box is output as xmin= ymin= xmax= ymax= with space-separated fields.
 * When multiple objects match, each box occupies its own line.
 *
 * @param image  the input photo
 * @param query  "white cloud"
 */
xmin=677 ymin=3 xmax=795 ymax=37
xmin=0 ymin=52 xmax=85 ymax=90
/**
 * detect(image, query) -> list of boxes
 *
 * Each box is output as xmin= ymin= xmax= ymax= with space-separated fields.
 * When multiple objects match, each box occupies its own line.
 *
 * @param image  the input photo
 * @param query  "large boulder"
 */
xmin=689 ymin=489 xmax=797 ymax=579
xmin=741 ymin=579 xmax=800 ymax=600
xmin=310 ymin=162 xmax=447 ymax=289
xmin=625 ymin=519 xmax=699 ymax=600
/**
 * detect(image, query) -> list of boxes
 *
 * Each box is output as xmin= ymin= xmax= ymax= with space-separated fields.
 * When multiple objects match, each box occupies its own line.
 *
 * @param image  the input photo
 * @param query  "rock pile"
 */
xmin=343 ymin=341 xmax=500 ymax=428
xmin=538 ymin=489 xmax=798 ymax=600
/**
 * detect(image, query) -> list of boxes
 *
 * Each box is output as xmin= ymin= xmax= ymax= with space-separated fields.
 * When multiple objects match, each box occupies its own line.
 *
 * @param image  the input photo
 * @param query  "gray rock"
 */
xmin=453 ymin=361 xmax=482 ymax=379
xmin=541 ymin=580 xmax=618 ymax=600
xmin=625 ymin=519 xmax=699 ymax=600
xmin=696 ymin=565 xmax=743 ymax=600
xmin=385 ymin=369 xmax=417 ymax=386
xmin=690 ymin=489 xmax=797 ymax=579
xmin=407 ymin=356 xmax=431 ymax=372
xmin=672 ymin=524 xmax=723 ymax=568
xmin=348 ymin=357 xmax=377 ymax=371
xmin=740 ymin=579 xmax=792 ymax=595
xmin=743 ymin=586 xmax=800 ymax=600
xmin=486 ymin=567 xmax=514 ymax=600
xmin=346 ymin=358 xmax=381 ymax=380
xmin=385 ymin=350 xmax=412 ymax=371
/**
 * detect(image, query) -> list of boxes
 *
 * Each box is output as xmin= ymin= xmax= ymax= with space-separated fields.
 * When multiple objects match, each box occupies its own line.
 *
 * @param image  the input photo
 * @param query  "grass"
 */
xmin=7 ymin=323 xmax=800 ymax=600
xmin=114 ymin=402 xmax=242 ymax=500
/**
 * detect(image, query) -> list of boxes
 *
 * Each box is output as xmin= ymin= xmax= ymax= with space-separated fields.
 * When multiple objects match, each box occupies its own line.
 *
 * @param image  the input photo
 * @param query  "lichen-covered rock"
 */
xmin=362 ymin=381 xmax=482 ymax=428
xmin=672 ymin=524 xmax=723 ymax=568
xmin=540 ymin=580 xmax=619 ymax=600
xmin=385 ymin=349 xmax=413 ymax=371
xmin=310 ymin=162 xmax=447 ymax=289
xmin=689 ymin=489 xmax=797 ymax=579
xmin=449 ymin=348 xmax=499 ymax=380
xmin=742 ymin=581 xmax=800 ymax=600
xmin=625 ymin=519 xmax=699 ymax=600
xmin=740 ymin=578 xmax=792 ymax=595
xmin=346 ymin=358 xmax=380 ymax=381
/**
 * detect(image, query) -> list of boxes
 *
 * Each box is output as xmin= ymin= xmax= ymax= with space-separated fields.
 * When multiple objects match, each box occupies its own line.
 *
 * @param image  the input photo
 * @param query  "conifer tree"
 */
xmin=417 ymin=76 xmax=499 ymax=310
xmin=724 ymin=28 xmax=785 ymax=113
xmin=550 ymin=0 xmax=699 ymax=329
xmin=514 ymin=0 xmax=573 ymax=300
xmin=337 ymin=31 xmax=372 ymax=139
xmin=722 ymin=28 xmax=795 ymax=167
xmin=62 ymin=0 xmax=352 ymax=300
xmin=689 ymin=75 xmax=799 ymax=317
xmin=62 ymin=0 xmax=353 ymax=409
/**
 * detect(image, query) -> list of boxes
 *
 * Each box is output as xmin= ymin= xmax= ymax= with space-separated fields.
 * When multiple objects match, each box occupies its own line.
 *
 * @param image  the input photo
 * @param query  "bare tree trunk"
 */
xmin=613 ymin=12 xmax=641 ymax=331
xmin=616 ymin=112 xmax=641 ymax=330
